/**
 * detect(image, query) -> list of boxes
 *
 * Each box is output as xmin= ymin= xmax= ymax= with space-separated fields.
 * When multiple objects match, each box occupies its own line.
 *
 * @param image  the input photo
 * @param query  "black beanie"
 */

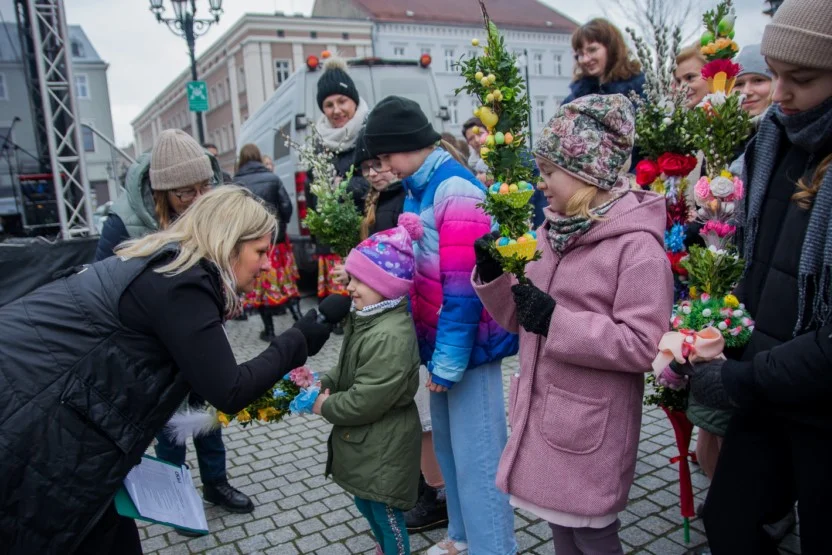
xmin=352 ymin=128 xmax=372 ymax=167
xmin=316 ymin=58 xmax=360 ymax=110
xmin=363 ymin=96 xmax=442 ymax=156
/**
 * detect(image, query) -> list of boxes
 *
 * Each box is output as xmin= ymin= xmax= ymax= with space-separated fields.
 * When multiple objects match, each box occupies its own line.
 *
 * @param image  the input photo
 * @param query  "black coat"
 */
xmin=0 ymin=249 xmax=307 ymax=553
xmin=234 ymin=161 xmax=293 ymax=243
xmin=722 ymin=134 xmax=832 ymax=429
xmin=366 ymin=182 xmax=406 ymax=237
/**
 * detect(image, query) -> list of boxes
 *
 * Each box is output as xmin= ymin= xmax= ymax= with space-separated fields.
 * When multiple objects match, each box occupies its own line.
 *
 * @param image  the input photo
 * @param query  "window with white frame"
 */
xmin=238 ymin=66 xmax=246 ymax=92
xmin=467 ymin=49 xmax=477 ymax=61
xmin=216 ymin=82 xmax=225 ymax=105
xmin=393 ymin=45 xmax=406 ymax=58
xmin=420 ymin=47 xmax=431 ymax=55
xmin=444 ymin=48 xmax=456 ymax=72
xmin=535 ymin=98 xmax=547 ymax=125
xmin=446 ymin=97 xmax=459 ymax=125
xmin=533 ymin=52 xmax=544 ymax=75
xmin=0 ymin=74 xmax=7 ymax=100
xmin=553 ymin=96 xmax=564 ymax=109
xmin=74 ymin=75 xmax=89 ymax=99
xmin=274 ymin=59 xmax=291 ymax=86
xmin=82 ymin=124 xmax=95 ymax=152
xmin=554 ymin=53 xmax=563 ymax=77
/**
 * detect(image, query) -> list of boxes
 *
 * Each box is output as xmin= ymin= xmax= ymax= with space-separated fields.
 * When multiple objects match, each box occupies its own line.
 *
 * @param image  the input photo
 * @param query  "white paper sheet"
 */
xmin=124 ymin=457 xmax=208 ymax=532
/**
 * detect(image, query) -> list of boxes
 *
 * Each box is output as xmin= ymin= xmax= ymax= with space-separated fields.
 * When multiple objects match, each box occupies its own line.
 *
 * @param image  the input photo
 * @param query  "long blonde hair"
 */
xmin=793 ymin=153 xmax=832 ymax=209
xmin=116 ymin=186 xmax=276 ymax=315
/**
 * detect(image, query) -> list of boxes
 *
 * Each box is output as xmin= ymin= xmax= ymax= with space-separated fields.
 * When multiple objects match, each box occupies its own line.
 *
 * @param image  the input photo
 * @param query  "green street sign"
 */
xmin=187 ymin=81 xmax=209 ymax=112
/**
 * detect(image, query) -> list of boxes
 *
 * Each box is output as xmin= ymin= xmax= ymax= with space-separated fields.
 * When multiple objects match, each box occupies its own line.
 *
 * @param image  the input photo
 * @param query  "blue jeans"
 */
xmin=430 ymin=360 xmax=516 ymax=555
xmin=154 ymin=394 xmax=227 ymax=485
xmin=354 ymin=496 xmax=410 ymax=555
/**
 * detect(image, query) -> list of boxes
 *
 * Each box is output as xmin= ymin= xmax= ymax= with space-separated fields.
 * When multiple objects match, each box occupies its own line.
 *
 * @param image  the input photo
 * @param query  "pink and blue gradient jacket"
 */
xmin=403 ymin=149 xmax=518 ymax=388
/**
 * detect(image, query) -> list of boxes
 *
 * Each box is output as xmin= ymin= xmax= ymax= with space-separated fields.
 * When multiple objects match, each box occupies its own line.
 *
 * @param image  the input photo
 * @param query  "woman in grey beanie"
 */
xmin=679 ymin=1 xmax=832 ymax=553
xmin=735 ymin=44 xmax=773 ymax=118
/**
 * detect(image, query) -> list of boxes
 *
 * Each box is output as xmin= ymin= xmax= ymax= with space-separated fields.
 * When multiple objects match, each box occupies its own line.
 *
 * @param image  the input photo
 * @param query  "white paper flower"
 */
xmin=709 ymin=176 xmax=736 ymax=198
xmin=733 ymin=309 xmax=743 ymax=318
xmin=718 ymin=322 xmax=728 ymax=331
xmin=702 ymin=309 xmax=712 ymax=317
xmin=682 ymin=306 xmax=692 ymax=315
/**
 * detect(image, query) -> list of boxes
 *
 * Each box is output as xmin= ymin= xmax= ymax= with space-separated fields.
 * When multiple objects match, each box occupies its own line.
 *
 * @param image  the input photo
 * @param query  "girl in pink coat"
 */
xmin=472 ymin=94 xmax=674 ymax=554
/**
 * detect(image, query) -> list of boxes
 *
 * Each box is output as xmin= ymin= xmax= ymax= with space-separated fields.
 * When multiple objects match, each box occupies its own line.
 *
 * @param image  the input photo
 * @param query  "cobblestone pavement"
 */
xmin=139 ymin=298 xmax=801 ymax=555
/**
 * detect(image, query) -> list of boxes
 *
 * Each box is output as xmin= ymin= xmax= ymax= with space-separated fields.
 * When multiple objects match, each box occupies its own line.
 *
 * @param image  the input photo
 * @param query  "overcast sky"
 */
xmin=2 ymin=0 xmax=772 ymax=147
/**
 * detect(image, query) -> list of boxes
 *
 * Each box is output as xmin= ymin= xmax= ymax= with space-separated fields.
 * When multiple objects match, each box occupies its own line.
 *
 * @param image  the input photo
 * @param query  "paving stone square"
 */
xmin=139 ymin=298 xmax=800 ymax=554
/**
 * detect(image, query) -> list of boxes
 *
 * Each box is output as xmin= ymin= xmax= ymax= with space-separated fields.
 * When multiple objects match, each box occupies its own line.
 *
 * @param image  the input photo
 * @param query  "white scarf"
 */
xmin=316 ymin=98 xmax=371 ymax=153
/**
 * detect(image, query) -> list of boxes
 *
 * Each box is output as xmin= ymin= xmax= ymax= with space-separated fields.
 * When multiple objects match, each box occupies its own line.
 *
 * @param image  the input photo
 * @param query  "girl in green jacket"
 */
xmin=313 ymin=213 xmax=424 ymax=555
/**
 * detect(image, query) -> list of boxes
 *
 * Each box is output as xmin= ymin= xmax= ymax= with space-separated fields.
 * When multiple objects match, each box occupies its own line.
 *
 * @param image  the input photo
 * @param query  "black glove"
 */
xmin=292 ymin=309 xmax=330 ymax=356
xmin=474 ymin=231 xmax=503 ymax=284
xmin=512 ymin=283 xmax=556 ymax=336
xmin=673 ymin=359 xmax=737 ymax=410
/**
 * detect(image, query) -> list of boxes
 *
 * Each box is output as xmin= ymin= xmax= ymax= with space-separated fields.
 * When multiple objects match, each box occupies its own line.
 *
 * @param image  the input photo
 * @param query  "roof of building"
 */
xmin=349 ymin=0 xmax=577 ymax=32
xmin=0 ymin=23 xmax=104 ymax=64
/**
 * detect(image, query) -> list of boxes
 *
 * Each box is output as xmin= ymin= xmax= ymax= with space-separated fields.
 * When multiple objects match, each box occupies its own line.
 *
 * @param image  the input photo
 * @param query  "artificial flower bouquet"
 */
xmin=649 ymin=0 xmax=754 ymax=404
xmin=627 ymin=21 xmax=698 ymax=299
xmin=164 ymin=367 xmax=321 ymax=444
xmin=457 ymin=0 xmax=539 ymax=283
xmin=286 ymin=127 xmax=362 ymax=258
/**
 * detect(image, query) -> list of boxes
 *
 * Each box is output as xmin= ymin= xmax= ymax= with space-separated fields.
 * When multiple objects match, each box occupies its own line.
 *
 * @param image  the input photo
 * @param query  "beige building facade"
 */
xmin=131 ymin=14 xmax=373 ymax=173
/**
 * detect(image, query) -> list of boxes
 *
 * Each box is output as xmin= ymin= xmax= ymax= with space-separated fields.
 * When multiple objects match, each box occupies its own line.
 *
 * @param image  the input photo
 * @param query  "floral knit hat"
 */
xmin=344 ymin=213 xmax=423 ymax=299
xmin=534 ymin=93 xmax=636 ymax=191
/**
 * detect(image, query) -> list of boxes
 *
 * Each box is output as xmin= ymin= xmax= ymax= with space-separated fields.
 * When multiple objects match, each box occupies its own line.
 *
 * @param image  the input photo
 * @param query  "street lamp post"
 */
xmin=148 ymin=0 xmax=223 ymax=144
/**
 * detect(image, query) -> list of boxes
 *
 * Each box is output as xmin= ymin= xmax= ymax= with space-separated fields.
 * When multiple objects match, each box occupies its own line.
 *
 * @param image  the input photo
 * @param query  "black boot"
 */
xmin=288 ymin=298 xmax=303 ymax=322
xmin=203 ymin=480 xmax=254 ymax=514
xmin=405 ymin=478 xmax=448 ymax=532
xmin=259 ymin=310 xmax=275 ymax=341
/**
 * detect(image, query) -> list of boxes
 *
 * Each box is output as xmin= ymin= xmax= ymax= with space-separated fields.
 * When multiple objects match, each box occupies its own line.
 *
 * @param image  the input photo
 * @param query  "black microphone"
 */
xmin=316 ymin=294 xmax=352 ymax=326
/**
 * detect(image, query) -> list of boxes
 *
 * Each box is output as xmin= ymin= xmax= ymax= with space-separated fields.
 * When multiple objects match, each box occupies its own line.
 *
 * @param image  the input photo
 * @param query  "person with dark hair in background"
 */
xmin=203 ymin=143 xmax=233 ymax=183
xmin=235 ymin=143 xmax=303 ymax=336
xmin=564 ymin=18 xmax=645 ymax=104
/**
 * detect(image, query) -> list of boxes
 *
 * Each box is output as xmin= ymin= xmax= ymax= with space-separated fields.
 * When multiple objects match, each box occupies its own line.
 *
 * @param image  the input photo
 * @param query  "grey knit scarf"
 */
xmin=740 ymin=97 xmax=832 ymax=335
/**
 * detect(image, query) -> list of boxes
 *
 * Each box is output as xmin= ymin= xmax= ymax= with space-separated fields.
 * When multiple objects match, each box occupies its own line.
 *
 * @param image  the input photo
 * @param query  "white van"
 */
xmin=237 ymin=55 xmax=450 ymax=274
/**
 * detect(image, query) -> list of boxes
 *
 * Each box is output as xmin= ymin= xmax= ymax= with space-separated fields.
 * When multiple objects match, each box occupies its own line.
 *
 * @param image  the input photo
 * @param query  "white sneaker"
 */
xmin=426 ymin=539 xmax=468 ymax=555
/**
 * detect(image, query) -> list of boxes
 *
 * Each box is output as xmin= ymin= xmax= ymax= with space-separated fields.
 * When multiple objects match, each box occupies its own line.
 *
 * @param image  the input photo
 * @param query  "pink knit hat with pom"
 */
xmin=345 ymin=213 xmax=423 ymax=299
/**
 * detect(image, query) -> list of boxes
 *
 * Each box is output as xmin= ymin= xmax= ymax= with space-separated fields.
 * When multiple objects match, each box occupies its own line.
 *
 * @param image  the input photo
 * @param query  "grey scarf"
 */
xmin=740 ymin=97 xmax=832 ymax=335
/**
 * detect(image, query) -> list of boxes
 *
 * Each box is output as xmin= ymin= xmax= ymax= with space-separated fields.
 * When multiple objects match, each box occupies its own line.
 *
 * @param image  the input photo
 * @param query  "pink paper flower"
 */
xmin=288 ymin=367 xmax=316 ymax=388
xmin=728 ymin=177 xmax=744 ymax=201
xmin=694 ymin=176 xmax=713 ymax=202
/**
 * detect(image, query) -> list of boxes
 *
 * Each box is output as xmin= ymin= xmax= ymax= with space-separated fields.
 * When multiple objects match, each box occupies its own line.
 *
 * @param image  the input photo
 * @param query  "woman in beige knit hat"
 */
xmin=679 ymin=1 xmax=832 ymax=553
xmin=96 ymin=129 xmax=219 ymax=261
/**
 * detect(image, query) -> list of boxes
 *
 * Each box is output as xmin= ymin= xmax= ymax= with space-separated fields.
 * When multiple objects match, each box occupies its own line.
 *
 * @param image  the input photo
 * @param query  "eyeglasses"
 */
xmin=360 ymin=159 xmax=390 ymax=176
xmin=171 ymin=182 xmax=211 ymax=202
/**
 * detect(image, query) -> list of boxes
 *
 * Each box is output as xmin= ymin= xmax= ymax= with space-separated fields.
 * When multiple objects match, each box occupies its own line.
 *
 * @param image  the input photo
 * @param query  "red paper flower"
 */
xmin=666 ymin=201 xmax=690 ymax=226
xmin=701 ymin=59 xmax=741 ymax=79
xmin=635 ymin=159 xmax=661 ymax=187
xmin=658 ymin=153 xmax=698 ymax=177
xmin=667 ymin=251 xmax=689 ymax=277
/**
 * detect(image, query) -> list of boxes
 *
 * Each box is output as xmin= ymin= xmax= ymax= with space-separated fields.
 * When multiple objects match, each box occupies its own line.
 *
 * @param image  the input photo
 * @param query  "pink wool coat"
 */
xmin=473 ymin=190 xmax=674 ymax=516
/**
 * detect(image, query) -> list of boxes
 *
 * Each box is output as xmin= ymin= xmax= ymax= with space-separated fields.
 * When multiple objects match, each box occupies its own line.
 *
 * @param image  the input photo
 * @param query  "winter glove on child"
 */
xmin=512 ymin=283 xmax=556 ymax=336
xmin=671 ymin=359 xmax=738 ymax=410
xmin=474 ymin=231 xmax=504 ymax=284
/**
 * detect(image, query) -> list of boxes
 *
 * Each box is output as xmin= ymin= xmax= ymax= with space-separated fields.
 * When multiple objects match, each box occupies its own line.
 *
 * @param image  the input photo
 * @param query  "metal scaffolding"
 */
xmin=16 ymin=0 xmax=93 ymax=238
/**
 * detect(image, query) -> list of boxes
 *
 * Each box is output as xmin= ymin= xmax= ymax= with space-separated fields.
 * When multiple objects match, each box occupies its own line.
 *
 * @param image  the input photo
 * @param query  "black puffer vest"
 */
xmin=0 ymin=248 xmax=191 ymax=553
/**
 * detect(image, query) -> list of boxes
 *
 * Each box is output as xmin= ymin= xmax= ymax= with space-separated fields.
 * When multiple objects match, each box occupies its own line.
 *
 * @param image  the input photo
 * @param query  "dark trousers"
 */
xmin=703 ymin=411 xmax=831 ymax=555
xmin=74 ymin=502 xmax=142 ymax=555
xmin=154 ymin=393 xmax=227 ymax=485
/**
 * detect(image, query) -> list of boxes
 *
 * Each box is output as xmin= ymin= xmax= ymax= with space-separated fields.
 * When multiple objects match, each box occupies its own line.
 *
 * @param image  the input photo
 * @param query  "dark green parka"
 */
xmin=320 ymin=301 xmax=421 ymax=510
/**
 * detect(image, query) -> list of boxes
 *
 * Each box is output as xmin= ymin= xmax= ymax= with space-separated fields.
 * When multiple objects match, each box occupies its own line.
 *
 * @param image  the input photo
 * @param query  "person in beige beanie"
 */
xmin=149 ymin=129 xmax=215 ymax=219
xmin=684 ymin=1 xmax=832 ymax=554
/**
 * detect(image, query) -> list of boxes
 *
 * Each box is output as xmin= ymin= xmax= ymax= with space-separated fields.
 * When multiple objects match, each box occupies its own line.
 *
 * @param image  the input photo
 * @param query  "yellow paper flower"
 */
xmin=724 ymin=294 xmax=739 ymax=308
xmin=650 ymin=177 xmax=666 ymax=195
xmin=701 ymin=44 xmax=717 ymax=56
xmin=714 ymin=38 xmax=734 ymax=51
xmin=237 ymin=409 xmax=252 ymax=424
xmin=720 ymin=169 xmax=733 ymax=179
xmin=258 ymin=407 xmax=279 ymax=421
xmin=689 ymin=286 xmax=698 ymax=299
xmin=217 ymin=412 xmax=230 ymax=426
